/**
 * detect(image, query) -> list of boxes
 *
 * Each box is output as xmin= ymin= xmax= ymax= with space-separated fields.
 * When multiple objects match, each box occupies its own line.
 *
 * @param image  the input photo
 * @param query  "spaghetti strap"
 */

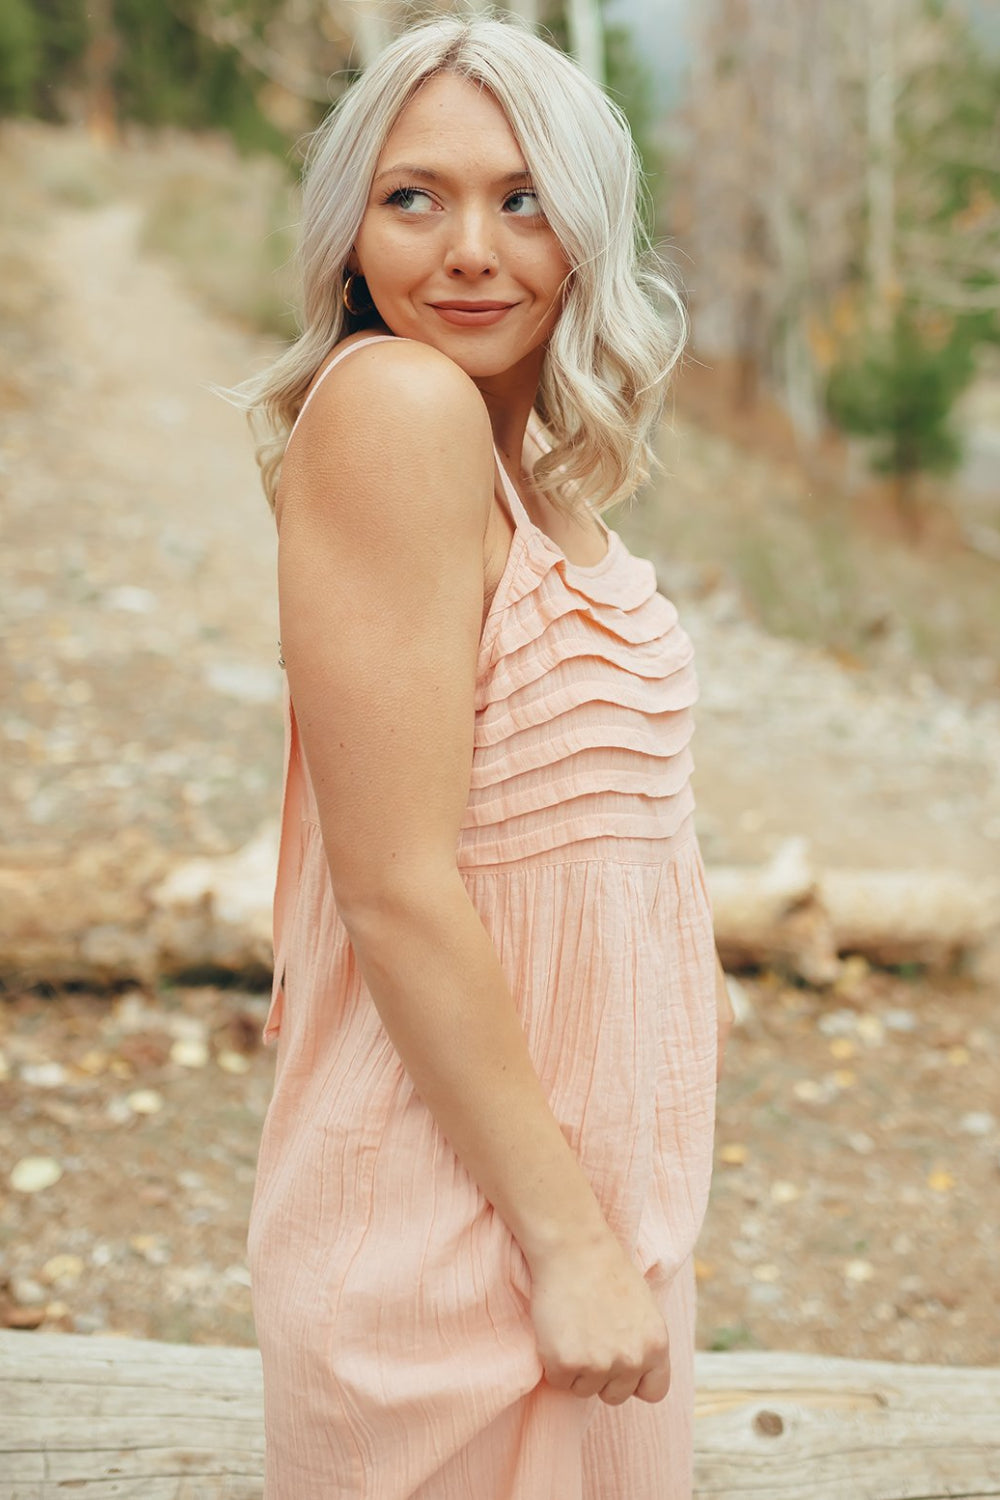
xmin=492 ymin=439 xmax=614 ymax=570
xmin=285 ymin=334 xmax=401 ymax=451
xmin=491 ymin=443 xmax=535 ymax=533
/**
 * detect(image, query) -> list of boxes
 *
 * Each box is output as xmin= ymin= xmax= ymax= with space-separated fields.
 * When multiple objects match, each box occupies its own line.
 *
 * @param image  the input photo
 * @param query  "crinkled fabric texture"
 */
xmin=248 ymin=337 xmax=719 ymax=1499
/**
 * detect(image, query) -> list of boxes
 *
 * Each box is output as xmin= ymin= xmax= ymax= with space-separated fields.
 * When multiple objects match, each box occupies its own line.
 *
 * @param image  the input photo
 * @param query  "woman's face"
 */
xmin=350 ymin=72 xmax=571 ymax=386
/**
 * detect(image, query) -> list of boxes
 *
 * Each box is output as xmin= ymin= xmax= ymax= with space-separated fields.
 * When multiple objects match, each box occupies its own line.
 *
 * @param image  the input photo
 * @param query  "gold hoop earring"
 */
xmin=342 ymin=272 xmax=370 ymax=317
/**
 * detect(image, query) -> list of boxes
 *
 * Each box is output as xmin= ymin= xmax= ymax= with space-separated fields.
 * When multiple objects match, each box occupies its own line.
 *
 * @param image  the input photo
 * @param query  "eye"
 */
xmin=383 ymin=186 xmax=436 ymax=214
xmin=504 ymin=189 xmax=544 ymax=218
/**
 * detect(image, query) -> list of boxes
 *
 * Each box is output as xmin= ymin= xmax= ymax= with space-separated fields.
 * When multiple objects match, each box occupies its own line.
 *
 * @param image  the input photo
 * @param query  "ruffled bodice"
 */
xmin=460 ymin=452 xmax=699 ymax=869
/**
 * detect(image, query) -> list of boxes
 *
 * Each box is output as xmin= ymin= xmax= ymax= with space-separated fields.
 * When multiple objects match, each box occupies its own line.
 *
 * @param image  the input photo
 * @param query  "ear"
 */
xmin=345 ymin=250 xmax=361 ymax=275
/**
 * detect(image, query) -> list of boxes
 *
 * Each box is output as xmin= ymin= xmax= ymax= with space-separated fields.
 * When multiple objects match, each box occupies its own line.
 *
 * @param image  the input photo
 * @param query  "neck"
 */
xmin=473 ymin=346 xmax=545 ymax=476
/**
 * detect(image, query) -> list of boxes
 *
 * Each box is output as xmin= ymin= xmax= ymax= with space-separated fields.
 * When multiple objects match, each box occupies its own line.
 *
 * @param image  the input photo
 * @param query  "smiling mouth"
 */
xmin=429 ymin=301 xmax=517 ymax=327
xmin=431 ymin=301 xmax=515 ymax=311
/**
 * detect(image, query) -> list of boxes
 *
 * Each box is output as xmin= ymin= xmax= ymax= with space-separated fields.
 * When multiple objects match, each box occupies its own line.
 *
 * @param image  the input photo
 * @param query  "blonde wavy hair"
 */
xmin=231 ymin=10 xmax=689 ymax=516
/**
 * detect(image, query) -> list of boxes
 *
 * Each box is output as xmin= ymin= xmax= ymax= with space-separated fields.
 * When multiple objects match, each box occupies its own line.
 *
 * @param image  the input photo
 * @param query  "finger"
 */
xmin=567 ymin=1370 xmax=606 ymax=1399
xmin=634 ymin=1362 xmax=671 ymax=1404
xmin=597 ymin=1374 xmax=639 ymax=1406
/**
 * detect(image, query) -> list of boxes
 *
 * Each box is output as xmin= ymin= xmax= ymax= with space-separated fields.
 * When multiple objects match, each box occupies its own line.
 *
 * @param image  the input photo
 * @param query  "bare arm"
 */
xmin=276 ymin=341 xmax=612 ymax=1269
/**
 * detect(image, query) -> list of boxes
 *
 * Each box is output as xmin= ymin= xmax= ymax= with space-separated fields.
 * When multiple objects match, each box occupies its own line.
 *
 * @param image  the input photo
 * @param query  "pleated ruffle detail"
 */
xmin=458 ymin=526 xmax=700 ymax=869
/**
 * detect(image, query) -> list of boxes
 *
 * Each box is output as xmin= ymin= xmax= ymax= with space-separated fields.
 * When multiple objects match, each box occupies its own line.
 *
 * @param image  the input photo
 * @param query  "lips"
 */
xmin=429 ymin=300 xmax=517 ymax=327
xmin=431 ymin=301 xmax=515 ymax=311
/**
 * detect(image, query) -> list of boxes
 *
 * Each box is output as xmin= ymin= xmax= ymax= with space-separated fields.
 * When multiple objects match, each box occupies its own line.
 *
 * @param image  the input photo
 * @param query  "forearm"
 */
xmin=338 ymin=872 xmax=614 ymax=1270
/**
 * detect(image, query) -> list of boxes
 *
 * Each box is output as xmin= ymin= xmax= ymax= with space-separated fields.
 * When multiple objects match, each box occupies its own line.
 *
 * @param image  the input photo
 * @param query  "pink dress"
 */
xmin=247 ymin=335 xmax=719 ymax=1499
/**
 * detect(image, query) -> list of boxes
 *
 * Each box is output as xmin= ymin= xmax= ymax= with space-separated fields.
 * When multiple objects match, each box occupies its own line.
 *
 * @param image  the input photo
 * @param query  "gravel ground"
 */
xmin=2 ymin=967 xmax=997 ymax=1368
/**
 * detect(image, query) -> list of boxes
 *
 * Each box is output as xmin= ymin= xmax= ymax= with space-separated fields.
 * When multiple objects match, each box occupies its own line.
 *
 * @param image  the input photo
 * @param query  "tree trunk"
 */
xmin=565 ymin=0 xmax=604 ymax=84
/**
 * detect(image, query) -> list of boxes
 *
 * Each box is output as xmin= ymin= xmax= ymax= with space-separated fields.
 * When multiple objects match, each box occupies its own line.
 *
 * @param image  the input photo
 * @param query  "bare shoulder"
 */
xmin=281 ymin=337 xmax=494 ymax=532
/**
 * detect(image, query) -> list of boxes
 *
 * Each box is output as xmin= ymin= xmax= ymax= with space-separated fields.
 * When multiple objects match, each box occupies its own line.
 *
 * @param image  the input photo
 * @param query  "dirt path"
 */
xmin=4 ymin=200 xmax=282 ymax=859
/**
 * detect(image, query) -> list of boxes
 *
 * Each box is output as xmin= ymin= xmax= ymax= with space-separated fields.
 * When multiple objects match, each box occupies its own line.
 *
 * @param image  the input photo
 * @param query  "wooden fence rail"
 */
xmin=2 ymin=1330 xmax=999 ymax=1498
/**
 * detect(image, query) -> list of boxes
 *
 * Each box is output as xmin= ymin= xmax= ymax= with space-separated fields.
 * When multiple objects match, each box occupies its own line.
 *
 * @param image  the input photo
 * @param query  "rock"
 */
xmin=10 ymin=1155 xmax=63 ymax=1193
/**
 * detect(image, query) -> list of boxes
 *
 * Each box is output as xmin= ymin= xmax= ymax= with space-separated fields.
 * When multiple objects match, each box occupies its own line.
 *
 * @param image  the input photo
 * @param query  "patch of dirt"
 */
xmin=1 ymin=969 xmax=997 ymax=1369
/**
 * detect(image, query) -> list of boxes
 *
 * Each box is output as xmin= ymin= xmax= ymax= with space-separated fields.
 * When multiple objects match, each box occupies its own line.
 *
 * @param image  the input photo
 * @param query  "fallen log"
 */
xmin=2 ymin=1330 xmax=999 ymax=1498
xmin=1 ymin=826 xmax=997 ymax=989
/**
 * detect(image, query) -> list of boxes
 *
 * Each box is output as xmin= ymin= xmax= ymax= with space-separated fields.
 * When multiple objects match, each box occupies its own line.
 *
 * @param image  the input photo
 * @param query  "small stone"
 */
xmin=848 ymin=1132 xmax=875 ymax=1155
xmin=103 ymin=585 xmax=158 ymax=614
xmin=10 ymin=1276 xmax=47 ymax=1306
xmin=4 ymin=1305 xmax=46 ymax=1329
xmin=793 ymin=1079 xmax=830 ymax=1103
xmin=959 ymin=1112 xmax=995 ymax=1137
xmin=829 ymin=1038 xmax=855 ymax=1060
xmin=76 ymin=1049 xmax=110 ymax=1075
xmin=769 ymin=1180 xmax=801 ymax=1204
xmin=170 ymin=1038 xmax=209 ymax=1069
xmin=20 ymin=1062 xmax=67 ymax=1088
xmin=856 ymin=1015 xmax=885 ymax=1044
xmin=126 ymin=1089 xmax=164 ymax=1116
xmin=883 ymin=1008 xmax=917 ymax=1033
xmin=129 ymin=1234 xmax=170 ymax=1265
xmin=844 ymin=1259 xmax=876 ymax=1282
xmin=10 ymin=1156 xmax=63 ymax=1193
xmin=752 ymin=1262 xmax=781 ymax=1282
xmin=719 ymin=1142 xmax=748 ymax=1165
xmin=73 ymin=1311 xmax=108 ymax=1335
xmin=216 ymin=1049 xmax=251 ymax=1075
xmin=927 ymin=1169 xmax=954 ymax=1192
xmin=818 ymin=1009 xmax=858 ymax=1037
xmin=41 ymin=1254 xmax=84 ymax=1286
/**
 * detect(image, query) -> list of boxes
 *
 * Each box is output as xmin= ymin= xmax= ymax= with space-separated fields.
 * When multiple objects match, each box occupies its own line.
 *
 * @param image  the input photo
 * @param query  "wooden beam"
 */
xmin=2 ymin=1331 xmax=1000 ymax=1497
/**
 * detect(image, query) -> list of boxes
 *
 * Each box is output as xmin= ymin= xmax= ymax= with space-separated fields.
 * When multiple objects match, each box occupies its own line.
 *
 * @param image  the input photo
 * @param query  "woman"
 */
xmin=239 ymin=13 xmax=734 ymax=1499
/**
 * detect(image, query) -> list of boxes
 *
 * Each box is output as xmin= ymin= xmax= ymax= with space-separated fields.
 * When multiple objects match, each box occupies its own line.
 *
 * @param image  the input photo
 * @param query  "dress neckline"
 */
xmin=491 ymin=445 xmax=616 ymax=577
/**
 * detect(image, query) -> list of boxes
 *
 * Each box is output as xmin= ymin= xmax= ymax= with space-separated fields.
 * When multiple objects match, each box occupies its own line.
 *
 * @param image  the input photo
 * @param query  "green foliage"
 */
xmin=825 ymin=308 xmax=976 ymax=480
xmin=0 ymin=0 xmax=43 ymax=114
xmin=896 ymin=0 xmax=1000 ymax=349
xmin=24 ymin=0 xmax=89 ymax=118
xmin=111 ymin=0 xmax=288 ymax=155
xmin=6 ymin=0 xmax=291 ymax=157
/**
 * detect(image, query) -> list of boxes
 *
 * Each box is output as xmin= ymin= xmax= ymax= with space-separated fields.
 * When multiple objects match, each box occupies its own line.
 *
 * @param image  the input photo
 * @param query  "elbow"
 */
xmin=331 ymin=862 xmax=464 ymax=947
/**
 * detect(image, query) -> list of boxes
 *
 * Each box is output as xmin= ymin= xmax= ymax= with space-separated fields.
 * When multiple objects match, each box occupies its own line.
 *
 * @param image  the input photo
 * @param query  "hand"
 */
xmin=526 ymin=1233 xmax=671 ymax=1406
xmin=714 ymin=950 xmax=735 ymax=1083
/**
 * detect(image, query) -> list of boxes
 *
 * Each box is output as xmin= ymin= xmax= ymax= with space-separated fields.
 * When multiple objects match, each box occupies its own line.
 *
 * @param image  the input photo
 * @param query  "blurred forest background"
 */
xmin=2 ymin=0 xmax=1000 ymax=1371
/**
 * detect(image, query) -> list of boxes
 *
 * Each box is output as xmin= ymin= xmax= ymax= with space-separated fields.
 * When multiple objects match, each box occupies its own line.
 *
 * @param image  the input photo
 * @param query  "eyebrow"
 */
xmin=373 ymin=164 xmax=532 ymax=187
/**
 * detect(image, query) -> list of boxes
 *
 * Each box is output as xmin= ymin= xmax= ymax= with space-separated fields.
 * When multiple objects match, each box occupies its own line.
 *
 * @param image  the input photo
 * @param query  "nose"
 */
xmin=443 ymin=209 xmax=498 ymax=278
